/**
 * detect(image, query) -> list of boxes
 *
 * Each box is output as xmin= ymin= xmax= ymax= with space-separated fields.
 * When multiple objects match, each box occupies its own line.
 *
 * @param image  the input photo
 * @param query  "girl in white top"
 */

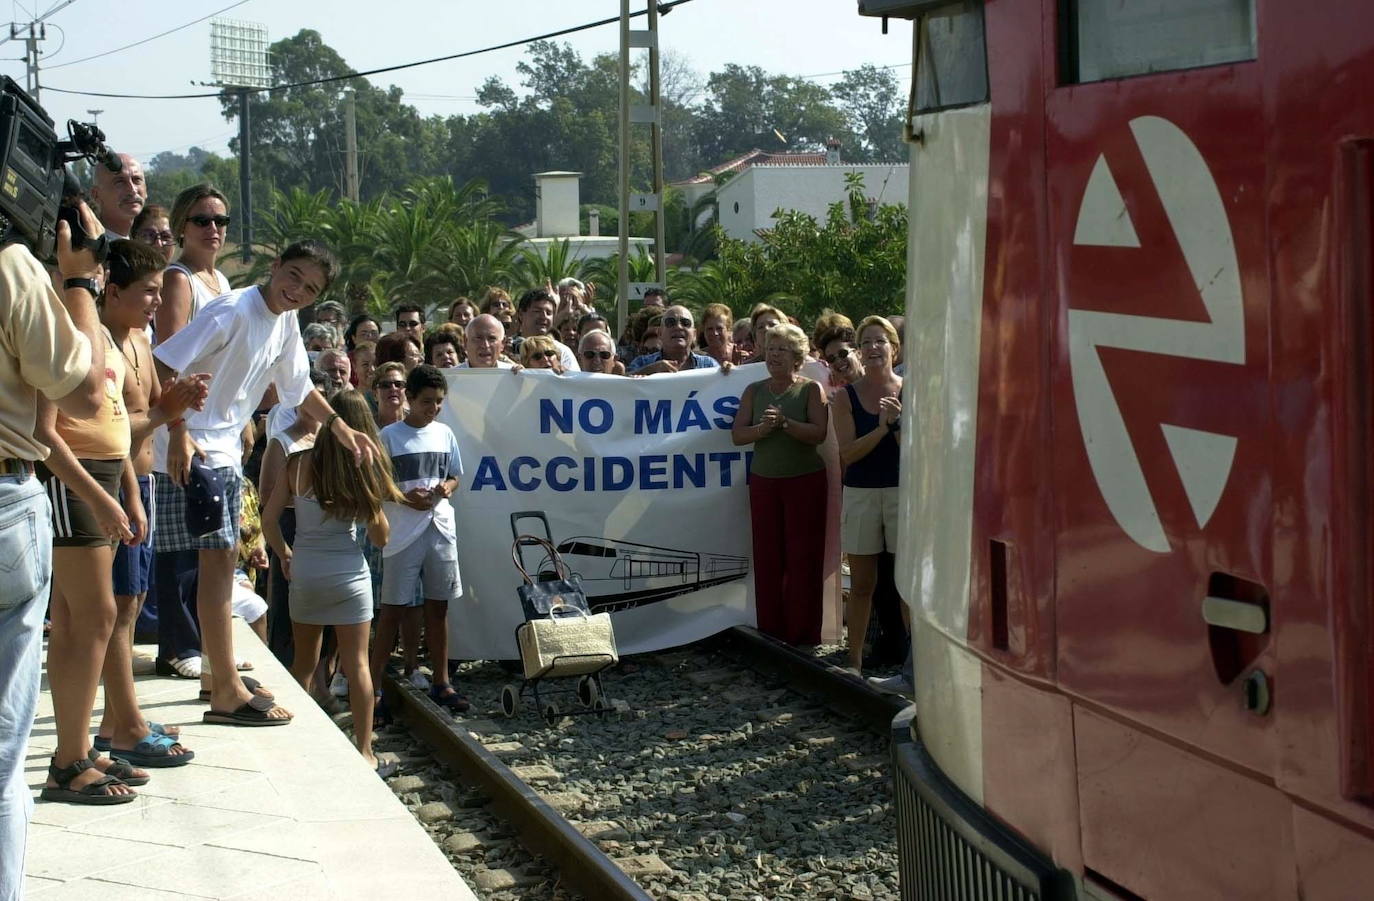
xmin=154 ymin=183 xmax=233 ymax=343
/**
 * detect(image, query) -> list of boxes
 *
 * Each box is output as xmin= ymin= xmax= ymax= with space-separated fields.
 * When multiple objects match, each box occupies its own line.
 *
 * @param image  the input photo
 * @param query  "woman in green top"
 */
xmin=731 ymin=323 xmax=829 ymax=645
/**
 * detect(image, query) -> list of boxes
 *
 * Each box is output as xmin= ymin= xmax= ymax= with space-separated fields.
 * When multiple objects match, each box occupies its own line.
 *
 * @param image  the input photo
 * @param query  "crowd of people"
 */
xmin=0 ymin=165 xmax=909 ymax=894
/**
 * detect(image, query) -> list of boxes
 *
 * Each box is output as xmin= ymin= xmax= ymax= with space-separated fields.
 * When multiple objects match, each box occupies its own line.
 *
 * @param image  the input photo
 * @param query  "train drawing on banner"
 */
xmin=510 ymin=512 xmax=749 ymax=613
xmin=860 ymin=0 xmax=1374 ymax=898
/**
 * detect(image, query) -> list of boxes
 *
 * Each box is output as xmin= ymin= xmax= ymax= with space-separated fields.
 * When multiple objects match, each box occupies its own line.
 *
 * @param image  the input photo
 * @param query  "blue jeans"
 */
xmin=0 ymin=476 xmax=52 ymax=900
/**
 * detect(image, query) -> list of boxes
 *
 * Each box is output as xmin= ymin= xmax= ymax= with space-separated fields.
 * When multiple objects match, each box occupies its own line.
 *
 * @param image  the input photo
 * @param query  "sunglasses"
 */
xmin=187 ymin=214 xmax=231 ymax=228
xmin=662 ymin=315 xmax=693 ymax=328
xmin=534 ymin=350 xmax=558 ymax=359
xmin=376 ymin=380 xmax=405 ymax=390
xmin=398 ymin=319 xmax=422 ymax=328
xmin=138 ymin=229 xmax=175 ymax=244
xmin=825 ymin=349 xmax=852 ymax=365
xmin=582 ymin=350 xmax=613 ymax=360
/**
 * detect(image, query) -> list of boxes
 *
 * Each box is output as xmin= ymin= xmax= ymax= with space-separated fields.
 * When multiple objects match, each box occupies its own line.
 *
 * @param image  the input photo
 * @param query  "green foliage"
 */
xmin=679 ymin=173 xmax=906 ymax=324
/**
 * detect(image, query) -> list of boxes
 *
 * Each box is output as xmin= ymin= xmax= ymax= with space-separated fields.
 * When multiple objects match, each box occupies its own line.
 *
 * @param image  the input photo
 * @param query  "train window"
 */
xmin=1063 ymin=0 xmax=1256 ymax=84
xmin=911 ymin=1 xmax=988 ymax=113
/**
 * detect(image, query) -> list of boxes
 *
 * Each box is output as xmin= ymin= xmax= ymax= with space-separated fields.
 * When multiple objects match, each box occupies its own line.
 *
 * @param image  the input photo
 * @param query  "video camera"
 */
xmin=0 ymin=75 xmax=120 ymax=262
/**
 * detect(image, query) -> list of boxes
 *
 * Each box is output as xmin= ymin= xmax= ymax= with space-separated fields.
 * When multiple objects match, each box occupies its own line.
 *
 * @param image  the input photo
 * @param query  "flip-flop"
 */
xmin=108 ymin=732 xmax=195 ymax=768
xmin=203 ymin=693 xmax=292 ymax=727
xmin=198 ymin=675 xmax=273 ymax=702
xmin=375 ymin=758 xmax=399 ymax=779
xmin=235 ymin=657 xmax=254 ymax=671
xmin=89 ymin=748 xmax=149 ymax=787
xmin=428 ymin=684 xmax=470 ymax=713
xmin=94 ymin=721 xmax=179 ymax=752
xmin=155 ymin=655 xmax=202 ymax=679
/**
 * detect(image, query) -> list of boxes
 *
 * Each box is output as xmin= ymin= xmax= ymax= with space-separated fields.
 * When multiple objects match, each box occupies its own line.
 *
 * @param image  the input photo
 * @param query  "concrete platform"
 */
xmin=21 ymin=619 xmax=476 ymax=900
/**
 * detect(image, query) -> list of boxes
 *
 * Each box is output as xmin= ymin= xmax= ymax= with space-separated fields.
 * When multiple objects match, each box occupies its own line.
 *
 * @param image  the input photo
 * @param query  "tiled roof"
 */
xmin=672 ymin=148 xmax=830 ymax=186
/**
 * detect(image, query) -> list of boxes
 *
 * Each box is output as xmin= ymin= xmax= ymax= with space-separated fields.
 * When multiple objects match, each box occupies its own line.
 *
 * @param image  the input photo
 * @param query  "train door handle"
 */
xmin=1201 ymin=596 xmax=1269 ymax=634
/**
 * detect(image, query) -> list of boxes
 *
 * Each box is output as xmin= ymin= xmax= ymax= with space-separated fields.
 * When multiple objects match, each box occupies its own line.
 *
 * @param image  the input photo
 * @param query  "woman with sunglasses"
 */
xmin=131 ymin=204 xmax=177 ymax=265
xmin=520 ymin=335 xmax=565 ymax=373
xmin=832 ymin=315 xmax=904 ymax=675
xmin=155 ymin=184 xmax=232 ymax=343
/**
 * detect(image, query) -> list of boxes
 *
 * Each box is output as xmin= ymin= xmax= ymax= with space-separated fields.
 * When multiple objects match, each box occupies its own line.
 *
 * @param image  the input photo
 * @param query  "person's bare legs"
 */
xmin=424 ymin=599 xmax=451 ymax=690
xmin=289 ymin=622 xmax=324 ymax=693
xmin=248 ymin=614 xmax=267 ymax=643
xmin=46 ymin=546 xmax=134 ymax=796
xmin=369 ymin=605 xmax=402 ymax=689
xmin=200 ymin=547 xmax=289 ymax=719
xmin=846 ymin=553 xmax=880 ymax=672
xmin=98 ymin=592 xmax=186 ymax=755
xmin=337 ymin=622 xmax=376 ymax=765
xmin=399 ymin=607 xmax=421 ymax=676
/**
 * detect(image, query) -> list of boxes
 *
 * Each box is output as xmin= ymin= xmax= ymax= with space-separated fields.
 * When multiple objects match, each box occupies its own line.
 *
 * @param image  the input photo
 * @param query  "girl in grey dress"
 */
xmin=263 ymin=390 xmax=404 ymax=775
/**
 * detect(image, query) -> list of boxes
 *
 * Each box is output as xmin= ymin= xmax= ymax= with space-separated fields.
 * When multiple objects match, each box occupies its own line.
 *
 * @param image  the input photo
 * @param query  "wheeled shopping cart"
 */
xmin=500 ymin=533 xmax=618 ymax=723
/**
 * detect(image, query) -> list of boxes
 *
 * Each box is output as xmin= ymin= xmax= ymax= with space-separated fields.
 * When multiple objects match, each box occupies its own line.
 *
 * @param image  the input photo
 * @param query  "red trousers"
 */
xmin=748 ymin=468 xmax=828 ymax=646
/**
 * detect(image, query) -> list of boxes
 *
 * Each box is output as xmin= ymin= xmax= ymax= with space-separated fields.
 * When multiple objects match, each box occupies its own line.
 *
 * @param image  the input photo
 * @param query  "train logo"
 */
xmin=510 ymin=511 xmax=750 ymax=613
xmin=1067 ymin=115 xmax=1243 ymax=553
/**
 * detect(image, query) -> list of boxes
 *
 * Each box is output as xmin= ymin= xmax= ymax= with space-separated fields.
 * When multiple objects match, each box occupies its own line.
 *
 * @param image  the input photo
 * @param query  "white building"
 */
xmin=516 ymin=171 xmax=653 ymax=262
xmin=713 ymin=162 xmax=909 ymax=242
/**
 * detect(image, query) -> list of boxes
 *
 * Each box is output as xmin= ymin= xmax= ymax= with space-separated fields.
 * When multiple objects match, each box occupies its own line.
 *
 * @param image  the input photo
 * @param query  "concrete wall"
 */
xmin=716 ymin=164 xmax=911 ymax=242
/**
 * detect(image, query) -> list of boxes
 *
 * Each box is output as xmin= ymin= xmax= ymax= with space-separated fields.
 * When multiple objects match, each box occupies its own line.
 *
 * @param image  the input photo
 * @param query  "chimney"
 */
xmin=588 ymin=208 xmax=600 ymax=237
xmin=825 ymin=137 xmax=842 ymax=165
xmin=534 ymin=171 xmax=582 ymax=237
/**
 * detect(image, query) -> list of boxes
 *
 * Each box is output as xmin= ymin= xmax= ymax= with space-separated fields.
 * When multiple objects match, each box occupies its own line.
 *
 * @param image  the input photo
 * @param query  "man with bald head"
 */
xmin=628 ymin=305 xmax=719 ymax=374
xmin=90 ymin=153 xmax=146 ymax=240
xmin=576 ymin=329 xmax=620 ymax=375
xmin=460 ymin=314 xmax=515 ymax=369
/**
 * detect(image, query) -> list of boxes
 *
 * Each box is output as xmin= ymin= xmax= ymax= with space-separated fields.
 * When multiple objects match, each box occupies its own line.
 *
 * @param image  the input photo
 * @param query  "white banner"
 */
xmin=441 ymin=365 xmax=769 ymax=659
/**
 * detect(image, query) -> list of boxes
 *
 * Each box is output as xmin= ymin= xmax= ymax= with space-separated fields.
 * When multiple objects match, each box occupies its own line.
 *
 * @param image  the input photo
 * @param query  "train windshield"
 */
xmin=913 ymin=1 xmax=988 ymax=113
xmin=1064 ymin=0 xmax=1256 ymax=84
xmin=558 ymin=540 xmax=616 ymax=558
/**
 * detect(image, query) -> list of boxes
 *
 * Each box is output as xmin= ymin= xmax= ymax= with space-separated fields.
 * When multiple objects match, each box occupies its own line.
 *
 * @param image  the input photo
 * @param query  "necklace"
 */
xmin=117 ymin=334 xmax=140 ymax=386
xmin=193 ymin=268 xmax=220 ymax=295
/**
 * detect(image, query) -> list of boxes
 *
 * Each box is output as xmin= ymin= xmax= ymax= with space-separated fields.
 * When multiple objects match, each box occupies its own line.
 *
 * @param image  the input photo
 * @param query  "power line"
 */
xmin=41 ymin=0 xmax=699 ymax=100
xmin=47 ymin=0 xmax=249 ymax=69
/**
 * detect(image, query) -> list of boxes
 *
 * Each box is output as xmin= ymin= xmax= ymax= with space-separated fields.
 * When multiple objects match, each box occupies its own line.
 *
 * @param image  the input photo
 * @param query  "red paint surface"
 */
xmin=964 ymin=0 xmax=1374 ymax=893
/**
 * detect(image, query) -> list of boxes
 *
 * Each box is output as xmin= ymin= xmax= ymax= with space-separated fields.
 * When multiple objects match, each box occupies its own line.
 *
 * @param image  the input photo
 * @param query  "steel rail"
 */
xmin=382 ymin=675 xmax=652 ymax=901
xmin=705 ymin=626 xmax=909 ymax=733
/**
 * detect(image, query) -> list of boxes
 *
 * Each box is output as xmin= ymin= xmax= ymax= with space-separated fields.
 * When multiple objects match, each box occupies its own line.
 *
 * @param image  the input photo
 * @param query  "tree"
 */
xmin=830 ymin=65 xmax=907 ymax=162
xmin=693 ymin=64 xmax=850 ymax=163
xmin=685 ymin=173 xmax=906 ymax=324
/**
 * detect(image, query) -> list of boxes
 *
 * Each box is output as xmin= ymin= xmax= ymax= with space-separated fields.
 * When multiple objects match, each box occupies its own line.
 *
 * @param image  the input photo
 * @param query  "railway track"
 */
xmin=373 ymin=627 xmax=908 ymax=900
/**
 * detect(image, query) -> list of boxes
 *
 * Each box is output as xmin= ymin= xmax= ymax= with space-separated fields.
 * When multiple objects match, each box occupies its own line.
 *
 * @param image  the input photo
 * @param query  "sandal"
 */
xmin=40 ymin=756 xmax=136 ymax=805
xmin=94 ymin=721 xmax=179 ymax=752
xmin=88 ymin=748 xmax=149 ymax=787
xmin=198 ymin=675 xmax=274 ymax=703
xmin=109 ymin=732 xmax=195 ymax=768
xmin=375 ymin=758 xmax=399 ymax=779
xmin=235 ymin=656 xmax=254 ymax=671
xmin=428 ymin=684 xmax=470 ymax=713
xmin=155 ymin=655 xmax=202 ymax=679
xmin=203 ymin=693 xmax=292 ymax=727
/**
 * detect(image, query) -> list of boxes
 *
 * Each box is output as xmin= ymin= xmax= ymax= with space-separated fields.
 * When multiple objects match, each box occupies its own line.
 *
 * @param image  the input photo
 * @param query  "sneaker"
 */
xmin=329 ymin=672 xmax=349 ymax=698
xmin=408 ymin=669 xmax=431 ymax=691
xmin=867 ymin=674 xmax=915 ymax=699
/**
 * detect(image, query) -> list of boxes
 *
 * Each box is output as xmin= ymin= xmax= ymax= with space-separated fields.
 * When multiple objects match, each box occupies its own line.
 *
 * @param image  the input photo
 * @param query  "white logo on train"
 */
xmin=1068 ymin=116 xmax=1242 ymax=553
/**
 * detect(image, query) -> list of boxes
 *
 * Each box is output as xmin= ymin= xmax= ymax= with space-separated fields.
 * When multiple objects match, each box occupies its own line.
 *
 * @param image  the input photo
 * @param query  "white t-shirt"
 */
xmin=456 ymin=360 xmax=515 ymax=369
xmin=152 ymin=285 xmax=312 ymax=472
xmin=379 ymin=419 xmax=464 ymax=556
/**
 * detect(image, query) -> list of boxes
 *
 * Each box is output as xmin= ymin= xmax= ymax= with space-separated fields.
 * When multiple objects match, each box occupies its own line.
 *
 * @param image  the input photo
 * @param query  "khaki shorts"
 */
xmin=841 ymin=485 xmax=900 ymax=555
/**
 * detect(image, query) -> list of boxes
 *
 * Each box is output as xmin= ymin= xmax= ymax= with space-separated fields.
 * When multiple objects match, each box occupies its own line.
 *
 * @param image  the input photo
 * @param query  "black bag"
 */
xmin=511 ymin=534 xmax=591 ymax=620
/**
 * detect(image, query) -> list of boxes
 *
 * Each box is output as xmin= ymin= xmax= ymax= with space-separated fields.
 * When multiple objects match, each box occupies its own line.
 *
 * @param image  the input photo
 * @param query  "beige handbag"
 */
xmin=517 ymin=604 xmax=618 ymax=679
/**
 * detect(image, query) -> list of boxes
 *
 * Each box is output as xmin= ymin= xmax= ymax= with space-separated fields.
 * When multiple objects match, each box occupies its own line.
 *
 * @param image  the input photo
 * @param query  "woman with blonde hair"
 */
xmin=731 ymin=323 xmax=829 ymax=646
xmin=520 ymin=334 xmax=564 ymax=372
xmin=833 ymin=315 xmax=903 ymax=673
xmin=700 ymin=302 xmax=737 ymax=365
xmin=744 ymin=303 xmax=786 ymax=364
xmin=371 ymin=362 xmax=408 ymax=428
xmin=262 ymin=389 xmax=403 ymax=776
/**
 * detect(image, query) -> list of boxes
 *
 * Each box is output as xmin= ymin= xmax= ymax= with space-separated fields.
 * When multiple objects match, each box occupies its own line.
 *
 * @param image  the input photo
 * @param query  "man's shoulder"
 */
xmin=0 ymin=241 xmax=46 ymax=280
xmin=691 ymin=352 xmax=720 ymax=369
xmin=628 ymin=351 xmax=661 ymax=371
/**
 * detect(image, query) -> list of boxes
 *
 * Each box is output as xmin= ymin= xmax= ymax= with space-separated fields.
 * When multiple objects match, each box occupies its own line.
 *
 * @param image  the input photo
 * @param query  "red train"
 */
xmin=859 ymin=1 xmax=1374 ymax=897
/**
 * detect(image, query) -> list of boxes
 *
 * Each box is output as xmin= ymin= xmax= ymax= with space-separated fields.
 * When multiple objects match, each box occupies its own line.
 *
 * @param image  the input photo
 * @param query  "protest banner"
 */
xmin=441 ymin=364 xmax=765 ymax=659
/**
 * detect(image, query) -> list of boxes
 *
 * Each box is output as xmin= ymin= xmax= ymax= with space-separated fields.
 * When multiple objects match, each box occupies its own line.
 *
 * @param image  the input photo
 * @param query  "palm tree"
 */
xmin=515 ymin=238 xmax=588 ymax=291
xmin=437 ymin=219 xmax=527 ymax=299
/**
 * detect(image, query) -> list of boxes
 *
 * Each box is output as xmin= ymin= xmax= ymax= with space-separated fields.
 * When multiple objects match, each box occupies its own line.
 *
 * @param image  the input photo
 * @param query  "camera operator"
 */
xmin=0 ymin=202 xmax=109 ymax=897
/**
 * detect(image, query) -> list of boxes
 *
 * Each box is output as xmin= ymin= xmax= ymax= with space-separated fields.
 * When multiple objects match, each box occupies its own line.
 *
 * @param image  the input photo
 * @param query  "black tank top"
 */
xmin=842 ymin=383 xmax=900 ymax=488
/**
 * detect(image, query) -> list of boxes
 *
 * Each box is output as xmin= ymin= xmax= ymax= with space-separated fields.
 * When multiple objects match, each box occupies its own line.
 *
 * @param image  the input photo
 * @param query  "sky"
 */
xmin=0 ymin=0 xmax=911 ymax=166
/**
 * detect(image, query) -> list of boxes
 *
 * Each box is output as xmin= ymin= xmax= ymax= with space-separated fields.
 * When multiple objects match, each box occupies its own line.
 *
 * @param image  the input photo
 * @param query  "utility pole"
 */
xmin=343 ymin=90 xmax=360 ymax=202
xmin=86 ymin=109 xmax=103 ymax=126
xmin=617 ymin=1 xmax=667 ymax=340
xmin=10 ymin=21 xmax=47 ymax=101
xmin=238 ymin=87 xmax=253 ymax=264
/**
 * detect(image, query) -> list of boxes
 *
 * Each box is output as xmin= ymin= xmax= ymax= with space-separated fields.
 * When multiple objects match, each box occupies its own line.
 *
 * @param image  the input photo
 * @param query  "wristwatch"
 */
xmin=63 ymin=277 xmax=100 ymax=299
